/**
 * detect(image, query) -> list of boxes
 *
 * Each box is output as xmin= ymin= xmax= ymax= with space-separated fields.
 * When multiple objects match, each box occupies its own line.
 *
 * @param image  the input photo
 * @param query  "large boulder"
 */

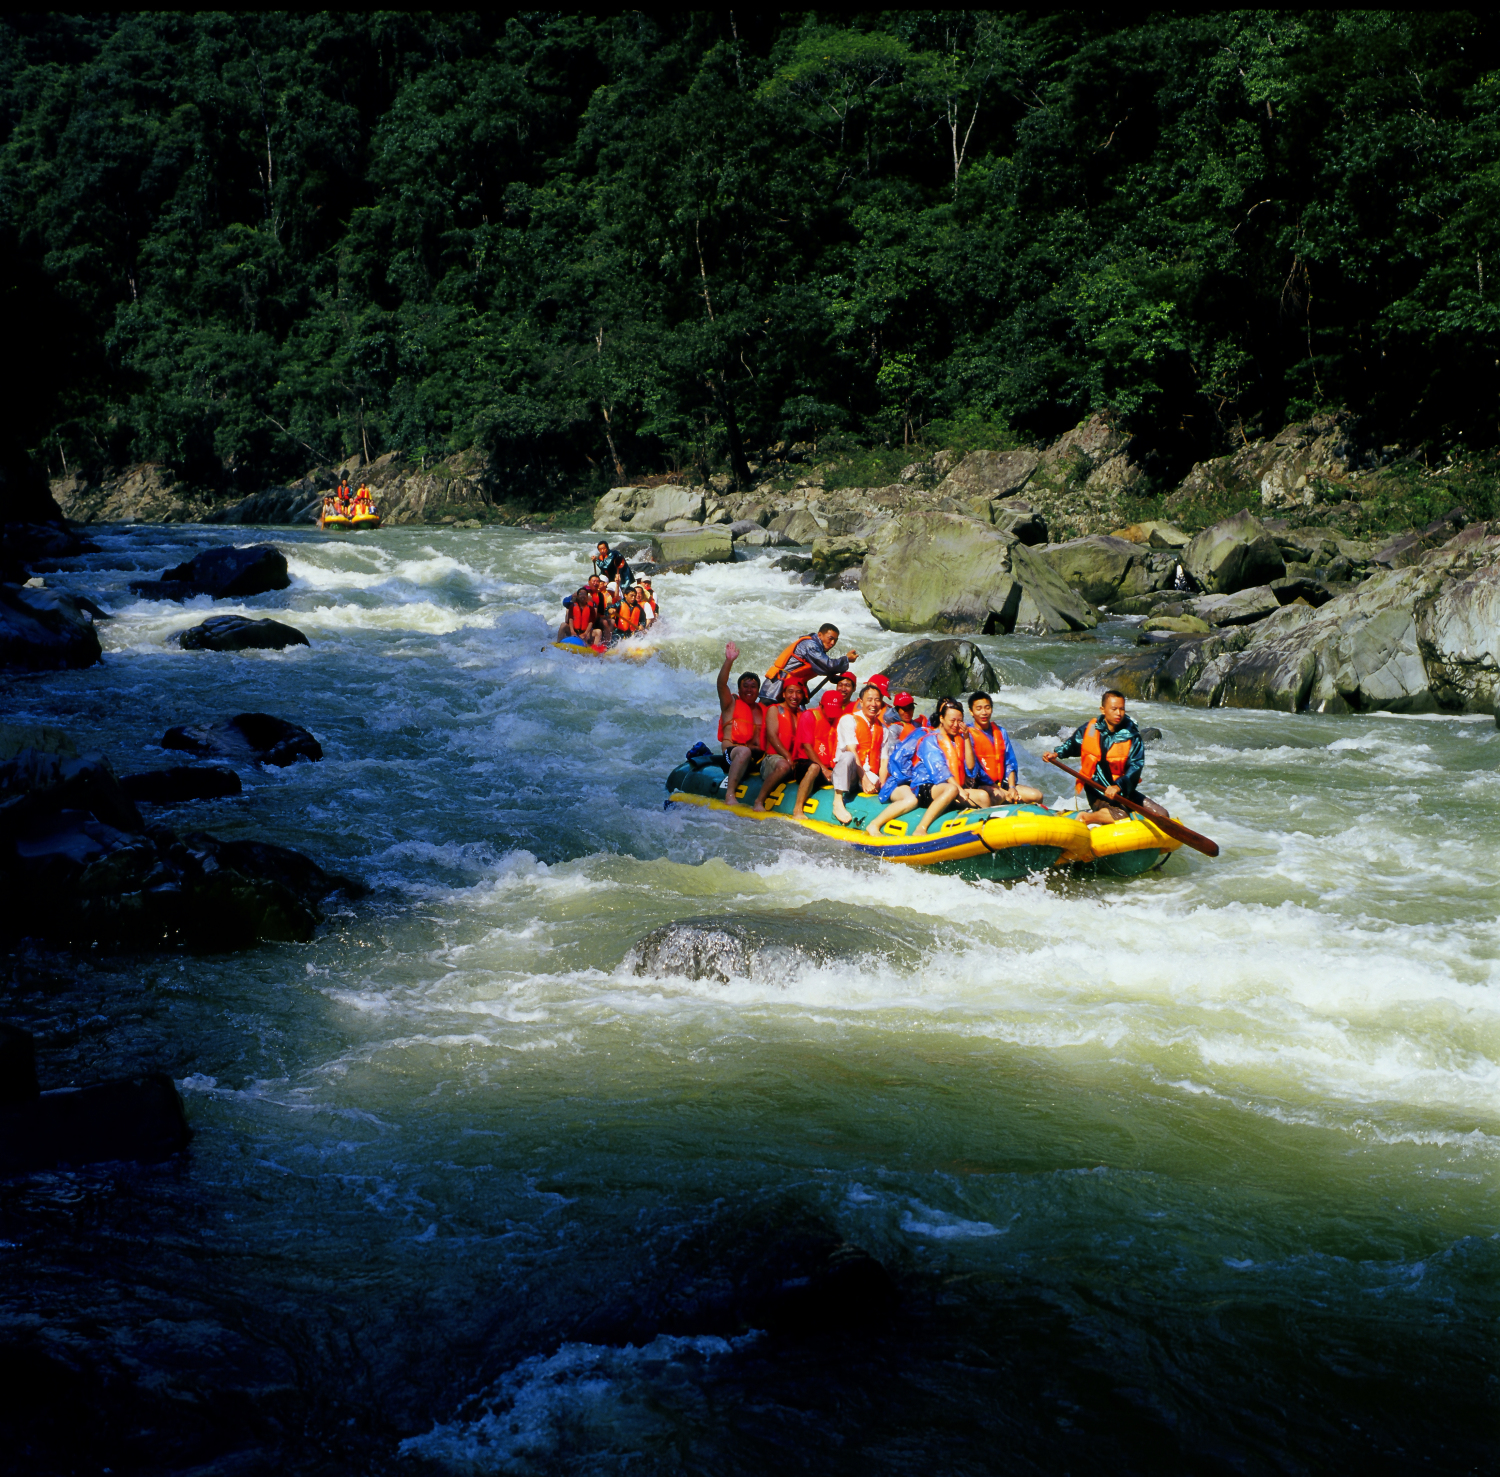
xmin=0 ymin=750 xmax=143 ymax=839
xmin=934 ymin=448 xmax=1040 ymax=502
xmin=160 ymin=712 xmax=322 ymax=767
xmin=1183 ymin=511 xmax=1286 ymax=594
xmin=768 ymin=508 xmax=826 ymax=544
xmin=1036 ymin=535 xmax=1174 ymax=606
xmin=120 ymin=767 xmax=242 ymax=804
xmin=808 ymin=536 xmax=868 ymax=577
xmin=0 ymin=584 xmax=102 ymax=671
xmin=176 ymin=614 xmax=309 ymax=652
xmin=131 ymin=543 xmax=290 ymax=602
xmin=593 ymin=485 xmax=705 ymax=532
xmin=986 ymin=498 xmax=1048 ymax=545
xmin=649 ymin=524 xmax=734 ymax=566
xmin=859 ymin=512 xmax=1096 ymax=635
xmin=1086 ymin=525 xmax=1500 ymax=714
xmin=878 ymin=638 xmax=999 ymax=699
xmin=734 ymin=526 xmax=791 ymax=547
xmin=1185 ymin=585 xmax=1282 ymax=627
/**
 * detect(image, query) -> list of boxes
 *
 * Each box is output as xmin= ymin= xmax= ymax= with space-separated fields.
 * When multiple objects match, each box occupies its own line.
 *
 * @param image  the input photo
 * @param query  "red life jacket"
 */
xmin=800 ymin=709 xmax=837 ymax=767
xmin=852 ymin=714 xmax=883 ymax=772
xmin=1078 ymin=719 xmax=1134 ymax=795
xmin=765 ymin=703 xmax=797 ymax=757
xmin=968 ymin=723 xmax=1010 ymax=785
xmin=718 ymin=698 xmax=765 ymax=750
xmin=932 ymin=728 xmax=969 ymax=785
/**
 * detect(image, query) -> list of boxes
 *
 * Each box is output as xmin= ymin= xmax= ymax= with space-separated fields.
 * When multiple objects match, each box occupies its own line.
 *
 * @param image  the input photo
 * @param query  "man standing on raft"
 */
xmin=1045 ymin=690 xmax=1169 ymax=825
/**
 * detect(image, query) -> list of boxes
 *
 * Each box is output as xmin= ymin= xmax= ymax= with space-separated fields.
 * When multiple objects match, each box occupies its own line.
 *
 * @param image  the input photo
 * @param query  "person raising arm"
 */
xmin=717 ymin=642 xmax=765 ymax=804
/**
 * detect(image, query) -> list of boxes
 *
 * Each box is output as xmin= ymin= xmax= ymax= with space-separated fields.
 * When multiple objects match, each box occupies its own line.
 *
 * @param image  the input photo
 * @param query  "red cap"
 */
xmin=869 ymin=673 xmax=890 ymax=696
xmin=893 ymin=692 xmax=915 ymax=707
xmin=819 ymin=691 xmax=844 ymax=720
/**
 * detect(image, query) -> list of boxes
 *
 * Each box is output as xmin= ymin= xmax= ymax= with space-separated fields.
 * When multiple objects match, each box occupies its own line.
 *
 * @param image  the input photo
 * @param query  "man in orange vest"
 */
xmin=760 ymin=624 xmax=858 ymax=702
xmin=1045 ymin=690 xmax=1169 ymax=825
xmin=967 ymin=692 xmax=1043 ymax=806
xmin=717 ymin=641 xmax=766 ymax=804
xmin=830 ymin=682 xmax=887 ymax=823
xmin=752 ymin=679 xmax=810 ymax=812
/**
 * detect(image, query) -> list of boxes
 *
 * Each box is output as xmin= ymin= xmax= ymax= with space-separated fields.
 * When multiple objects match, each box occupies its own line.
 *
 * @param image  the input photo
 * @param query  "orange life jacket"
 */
xmin=1078 ymin=719 xmax=1134 ymax=795
xmin=718 ymin=697 xmax=765 ymax=750
xmin=968 ymin=723 xmax=1011 ymax=785
xmin=569 ymin=602 xmax=592 ymax=635
xmin=765 ymin=634 xmax=819 ymax=690
xmin=890 ymin=717 xmax=920 ymax=744
xmin=852 ymin=714 xmax=884 ymax=772
xmin=616 ymin=602 xmax=642 ymax=633
xmin=932 ymin=728 xmax=970 ymax=785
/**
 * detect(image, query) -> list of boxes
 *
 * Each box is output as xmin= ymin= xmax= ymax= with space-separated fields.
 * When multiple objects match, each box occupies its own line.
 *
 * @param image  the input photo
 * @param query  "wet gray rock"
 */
xmin=649 ymin=525 xmax=734 ymax=565
xmin=0 ymin=750 xmax=143 ymax=838
xmin=177 ymin=614 xmax=309 ymax=652
xmin=130 ymin=543 xmax=290 ymax=602
xmin=879 ymin=638 xmax=999 ymax=700
xmin=767 ymin=508 xmax=826 ymax=544
xmin=808 ymin=536 xmax=867 ymax=577
xmin=935 ymin=448 xmax=1041 ymax=503
xmin=1186 ymin=585 xmax=1281 ymax=627
xmin=859 ymin=511 xmax=1096 ymax=635
xmin=628 ymin=912 xmax=903 ymax=984
xmin=1371 ymin=507 xmax=1468 ymax=568
xmin=735 ymin=526 xmax=791 ymax=547
xmin=772 ymin=554 xmax=813 ymax=574
xmin=0 ymin=583 xmax=103 ymax=672
xmin=160 ymin=712 xmax=322 ymax=767
xmin=120 ymin=767 xmax=241 ymax=804
xmin=1183 ymin=511 xmax=1286 ymax=595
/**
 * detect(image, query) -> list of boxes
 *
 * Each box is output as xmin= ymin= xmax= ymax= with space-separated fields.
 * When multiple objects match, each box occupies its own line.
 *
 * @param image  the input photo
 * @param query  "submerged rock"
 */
xmin=160 ymin=712 xmax=322 ymax=767
xmin=628 ymin=912 xmax=910 ymax=984
xmin=130 ymin=543 xmax=290 ymax=602
xmin=120 ymin=767 xmax=242 ymax=804
xmin=879 ymin=638 xmax=999 ymax=699
xmin=176 ymin=614 xmax=309 ymax=652
xmin=0 ymin=583 xmax=103 ymax=672
xmin=859 ymin=511 xmax=1096 ymax=635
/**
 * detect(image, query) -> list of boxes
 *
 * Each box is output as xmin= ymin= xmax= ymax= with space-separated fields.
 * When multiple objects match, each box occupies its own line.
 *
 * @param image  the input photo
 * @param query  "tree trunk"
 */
xmin=708 ymin=377 xmax=753 ymax=491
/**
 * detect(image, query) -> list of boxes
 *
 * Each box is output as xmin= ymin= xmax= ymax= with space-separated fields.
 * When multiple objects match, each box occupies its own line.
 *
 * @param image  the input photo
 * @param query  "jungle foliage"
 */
xmin=3 ymin=11 xmax=1498 ymax=503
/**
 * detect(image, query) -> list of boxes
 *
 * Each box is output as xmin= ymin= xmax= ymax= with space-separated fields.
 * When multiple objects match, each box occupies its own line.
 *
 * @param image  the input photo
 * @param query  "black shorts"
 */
xmin=914 ymin=783 xmax=971 ymax=808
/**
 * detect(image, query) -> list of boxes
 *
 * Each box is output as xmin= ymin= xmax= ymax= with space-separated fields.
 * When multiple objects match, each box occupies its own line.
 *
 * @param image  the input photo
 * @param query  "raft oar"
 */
xmin=1045 ymin=756 xmax=1220 ymax=858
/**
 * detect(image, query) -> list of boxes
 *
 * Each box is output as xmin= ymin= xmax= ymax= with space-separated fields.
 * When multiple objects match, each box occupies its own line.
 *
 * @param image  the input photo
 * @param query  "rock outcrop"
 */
xmin=859 ymin=512 xmax=1097 ymax=635
xmin=1087 ymin=523 xmax=1500 ymax=713
xmin=878 ymin=638 xmax=999 ymax=699
xmin=0 ymin=584 xmax=103 ymax=672
xmin=176 ymin=615 xmax=309 ymax=652
xmin=1168 ymin=413 xmax=1365 ymax=518
xmin=50 ymin=463 xmax=213 ymax=524
xmin=160 ymin=713 xmax=322 ymax=767
xmin=647 ymin=525 xmax=734 ymax=566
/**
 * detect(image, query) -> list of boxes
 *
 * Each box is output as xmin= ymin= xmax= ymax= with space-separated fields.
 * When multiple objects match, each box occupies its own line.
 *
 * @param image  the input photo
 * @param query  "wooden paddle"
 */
xmin=1045 ymin=756 xmax=1220 ymax=857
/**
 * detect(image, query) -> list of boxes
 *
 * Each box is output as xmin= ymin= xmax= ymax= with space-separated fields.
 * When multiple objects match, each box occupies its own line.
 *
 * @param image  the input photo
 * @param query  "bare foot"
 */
xmin=832 ymin=800 xmax=852 ymax=824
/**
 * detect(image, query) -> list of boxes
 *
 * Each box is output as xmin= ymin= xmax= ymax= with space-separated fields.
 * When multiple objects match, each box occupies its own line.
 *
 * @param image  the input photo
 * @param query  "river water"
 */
xmin=3 ymin=524 xmax=1496 ymax=1474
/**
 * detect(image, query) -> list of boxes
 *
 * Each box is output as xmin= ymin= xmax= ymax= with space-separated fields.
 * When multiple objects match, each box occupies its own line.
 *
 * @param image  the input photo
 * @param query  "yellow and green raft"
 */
xmin=665 ymin=760 xmax=1181 ymax=880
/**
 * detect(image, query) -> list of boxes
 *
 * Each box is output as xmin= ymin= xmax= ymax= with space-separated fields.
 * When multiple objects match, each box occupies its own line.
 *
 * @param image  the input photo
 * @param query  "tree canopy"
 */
xmin=3 ymin=11 xmax=1497 ymax=502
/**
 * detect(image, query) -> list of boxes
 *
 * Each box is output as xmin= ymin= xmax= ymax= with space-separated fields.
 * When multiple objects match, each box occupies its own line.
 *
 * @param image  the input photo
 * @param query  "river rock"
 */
xmin=985 ymin=498 xmax=1049 ymax=545
xmin=1183 ymin=511 xmax=1286 ymax=594
xmin=879 ymin=638 xmax=999 ymax=699
xmin=0 ymin=1023 xmax=40 ymax=1104
xmin=1186 ymin=585 xmax=1281 ymax=626
xmin=0 ymin=750 xmax=143 ymax=837
xmin=809 ymin=536 xmax=868 ymax=576
xmin=0 ymin=584 xmax=103 ymax=672
xmin=735 ymin=526 xmax=790 ymax=547
xmin=0 ymin=1067 xmax=191 ymax=1177
xmin=772 ymin=554 xmax=812 ymax=573
xmin=935 ymin=448 xmax=1041 ymax=502
xmin=859 ymin=511 xmax=1096 ymax=635
xmin=177 ymin=614 xmax=310 ymax=652
xmin=1370 ymin=507 xmax=1468 ymax=569
xmin=1114 ymin=520 xmax=1192 ymax=548
xmin=131 ymin=543 xmax=290 ymax=602
xmin=160 ymin=713 xmax=322 ymax=767
xmin=1143 ymin=614 xmax=1210 ymax=634
xmin=0 ymin=724 xmax=79 ymax=760
xmin=1037 ymin=534 xmax=1175 ymax=606
xmin=768 ymin=508 xmax=826 ymax=544
xmin=593 ymin=484 xmax=705 ymax=532
xmin=120 ymin=767 xmax=242 ymax=804
xmin=628 ymin=912 xmax=902 ymax=983
xmin=649 ymin=525 xmax=733 ymax=565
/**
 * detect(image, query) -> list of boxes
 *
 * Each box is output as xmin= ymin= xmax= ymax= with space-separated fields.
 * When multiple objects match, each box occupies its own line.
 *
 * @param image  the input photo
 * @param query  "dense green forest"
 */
xmin=2 ymin=10 xmax=1497 ymax=507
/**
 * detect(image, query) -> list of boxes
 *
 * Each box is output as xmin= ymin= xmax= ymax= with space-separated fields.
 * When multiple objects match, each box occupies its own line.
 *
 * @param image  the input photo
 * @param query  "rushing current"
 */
xmin=5 ymin=523 xmax=1496 ymax=1473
